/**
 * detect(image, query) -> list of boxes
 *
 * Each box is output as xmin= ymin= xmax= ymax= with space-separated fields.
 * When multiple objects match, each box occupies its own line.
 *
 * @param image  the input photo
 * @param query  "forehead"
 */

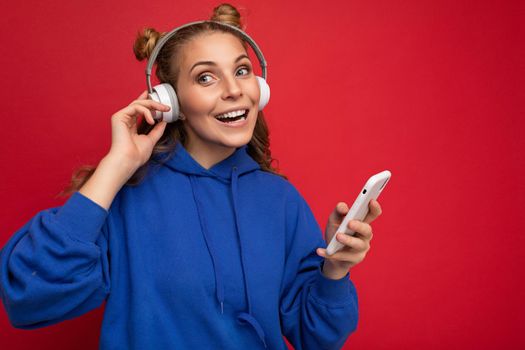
xmin=178 ymin=31 xmax=247 ymax=67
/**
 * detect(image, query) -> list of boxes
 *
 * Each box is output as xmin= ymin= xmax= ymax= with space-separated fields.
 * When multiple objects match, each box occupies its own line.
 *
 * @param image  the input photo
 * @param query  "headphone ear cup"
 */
xmin=256 ymin=76 xmax=270 ymax=111
xmin=148 ymin=83 xmax=180 ymax=122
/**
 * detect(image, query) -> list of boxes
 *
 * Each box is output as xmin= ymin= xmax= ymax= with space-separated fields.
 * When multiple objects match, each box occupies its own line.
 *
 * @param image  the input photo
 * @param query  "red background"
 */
xmin=1 ymin=0 xmax=524 ymax=349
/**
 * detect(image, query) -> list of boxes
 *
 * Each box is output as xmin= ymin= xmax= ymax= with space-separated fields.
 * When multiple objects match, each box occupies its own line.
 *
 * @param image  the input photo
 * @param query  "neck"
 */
xmin=184 ymin=139 xmax=236 ymax=170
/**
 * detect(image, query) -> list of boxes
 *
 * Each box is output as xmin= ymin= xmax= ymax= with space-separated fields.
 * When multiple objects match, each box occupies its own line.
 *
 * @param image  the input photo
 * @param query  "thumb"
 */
xmin=328 ymin=202 xmax=349 ymax=224
xmin=147 ymin=121 xmax=167 ymax=143
xmin=337 ymin=202 xmax=349 ymax=214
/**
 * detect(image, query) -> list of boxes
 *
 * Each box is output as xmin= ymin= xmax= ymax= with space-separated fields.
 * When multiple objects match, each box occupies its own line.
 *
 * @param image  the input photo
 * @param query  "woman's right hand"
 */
xmin=107 ymin=90 xmax=171 ymax=173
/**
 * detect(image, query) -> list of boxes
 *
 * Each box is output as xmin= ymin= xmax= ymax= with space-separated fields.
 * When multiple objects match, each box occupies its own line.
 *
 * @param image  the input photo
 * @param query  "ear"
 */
xmin=179 ymin=112 xmax=187 ymax=121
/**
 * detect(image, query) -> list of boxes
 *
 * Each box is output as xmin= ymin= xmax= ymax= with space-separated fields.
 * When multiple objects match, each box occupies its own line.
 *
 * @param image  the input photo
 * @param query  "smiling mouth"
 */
xmin=214 ymin=109 xmax=249 ymax=123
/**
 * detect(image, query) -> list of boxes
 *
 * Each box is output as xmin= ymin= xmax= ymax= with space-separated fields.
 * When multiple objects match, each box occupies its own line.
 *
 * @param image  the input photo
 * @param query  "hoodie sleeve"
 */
xmin=0 ymin=191 xmax=111 ymax=329
xmin=279 ymin=190 xmax=358 ymax=350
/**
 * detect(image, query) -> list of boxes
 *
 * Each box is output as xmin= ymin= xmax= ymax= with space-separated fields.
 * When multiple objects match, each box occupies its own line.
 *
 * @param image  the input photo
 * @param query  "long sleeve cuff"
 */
xmin=54 ymin=191 xmax=109 ymax=243
xmin=310 ymin=262 xmax=354 ymax=304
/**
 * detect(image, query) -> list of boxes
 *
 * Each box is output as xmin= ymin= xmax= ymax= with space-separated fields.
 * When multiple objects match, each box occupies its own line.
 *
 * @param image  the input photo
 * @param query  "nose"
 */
xmin=221 ymin=75 xmax=242 ymax=100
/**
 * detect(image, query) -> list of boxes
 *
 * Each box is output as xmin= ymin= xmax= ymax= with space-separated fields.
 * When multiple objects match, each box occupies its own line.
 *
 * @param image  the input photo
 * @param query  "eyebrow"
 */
xmin=189 ymin=54 xmax=250 ymax=74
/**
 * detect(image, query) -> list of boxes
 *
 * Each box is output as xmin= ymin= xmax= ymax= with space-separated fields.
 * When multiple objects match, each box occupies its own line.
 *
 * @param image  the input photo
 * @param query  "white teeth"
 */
xmin=216 ymin=109 xmax=246 ymax=119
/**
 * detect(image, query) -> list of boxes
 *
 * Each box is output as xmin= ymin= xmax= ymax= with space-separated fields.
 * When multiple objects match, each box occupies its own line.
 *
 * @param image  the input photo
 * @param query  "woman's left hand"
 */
xmin=316 ymin=200 xmax=382 ymax=279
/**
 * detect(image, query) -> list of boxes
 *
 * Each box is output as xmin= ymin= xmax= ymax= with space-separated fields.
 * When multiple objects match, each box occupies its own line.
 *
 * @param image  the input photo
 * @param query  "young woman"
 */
xmin=0 ymin=3 xmax=381 ymax=349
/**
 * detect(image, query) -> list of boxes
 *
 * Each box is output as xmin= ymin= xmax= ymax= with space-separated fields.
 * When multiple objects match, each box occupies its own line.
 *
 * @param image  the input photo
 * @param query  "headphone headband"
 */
xmin=145 ymin=20 xmax=268 ymax=94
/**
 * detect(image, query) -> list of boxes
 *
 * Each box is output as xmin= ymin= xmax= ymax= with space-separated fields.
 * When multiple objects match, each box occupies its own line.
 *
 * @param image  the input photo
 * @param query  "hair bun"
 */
xmin=211 ymin=3 xmax=243 ymax=29
xmin=133 ymin=27 xmax=164 ymax=61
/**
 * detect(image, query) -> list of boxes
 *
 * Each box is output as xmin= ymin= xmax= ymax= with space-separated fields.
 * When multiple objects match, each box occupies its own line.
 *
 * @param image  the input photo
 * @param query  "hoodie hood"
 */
xmin=153 ymin=141 xmax=268 ymax=348
xmin=157 ymin=141 xmax=261 ymax=179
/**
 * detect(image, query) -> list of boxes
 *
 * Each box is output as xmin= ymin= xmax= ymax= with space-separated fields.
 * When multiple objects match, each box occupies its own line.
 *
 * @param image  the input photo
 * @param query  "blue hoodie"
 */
xmin=1 ymin=142 xmax=358 ymax=349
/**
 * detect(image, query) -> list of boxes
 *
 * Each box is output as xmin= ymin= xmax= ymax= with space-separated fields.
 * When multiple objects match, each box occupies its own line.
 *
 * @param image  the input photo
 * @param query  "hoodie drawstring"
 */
xmin=188 ymin=169 xmax=268 ymax=349
xmin=231 ymin=166 xmax=268 ymax=349
xmin=189 ymin=175 xmax=225 ymax=314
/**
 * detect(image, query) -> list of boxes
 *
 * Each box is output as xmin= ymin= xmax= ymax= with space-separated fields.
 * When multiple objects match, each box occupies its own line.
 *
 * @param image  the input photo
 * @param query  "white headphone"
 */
xmin=145 ymin=20 xmax=271 ymax=123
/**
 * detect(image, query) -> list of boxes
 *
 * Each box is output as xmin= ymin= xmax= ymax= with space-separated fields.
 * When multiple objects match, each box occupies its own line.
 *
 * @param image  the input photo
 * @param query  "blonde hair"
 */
xmin=59 ymin=3 xmax=285 ymax=198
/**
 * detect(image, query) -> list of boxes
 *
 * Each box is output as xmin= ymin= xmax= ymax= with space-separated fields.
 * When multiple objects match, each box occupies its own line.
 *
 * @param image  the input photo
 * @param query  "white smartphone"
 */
xmin=325 ymin=170 xmax=392 ymax=256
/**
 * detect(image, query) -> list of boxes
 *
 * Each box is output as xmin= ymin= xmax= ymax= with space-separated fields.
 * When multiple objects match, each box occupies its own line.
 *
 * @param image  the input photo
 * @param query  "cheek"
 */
xmin=178 ymin=88 xmax=217 ymax=115
xmin=249 ymin=79 xmax=261 ymax=103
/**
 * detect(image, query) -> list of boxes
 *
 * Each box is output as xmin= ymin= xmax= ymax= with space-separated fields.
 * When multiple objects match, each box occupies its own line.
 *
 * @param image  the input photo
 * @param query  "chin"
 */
xmin=222 ymin=136 xmax=252 ymax=149
xmin=221 ymin=129 xmax=255 ymax=149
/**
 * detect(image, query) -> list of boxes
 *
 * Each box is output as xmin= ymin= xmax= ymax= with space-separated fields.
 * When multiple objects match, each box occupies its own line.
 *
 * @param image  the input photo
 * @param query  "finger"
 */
xmin=131 ymin=102 xmax=170 ymax=124
xmin=130 ymin=115 xmax=138 ymax=134
xmin=130 ymin=98 xmax=171 ymax=113
xmin=111 ymin=109 xmax=135 ymax=127
xmin=133 ymin=104 xmax=155 ymax=125
xmin=363 ymin=199 xmax=382 ymax=224
xmin=120 ymin=104 xmax=155 ymax=126
xmin=337 ymin=202 xmax=349 ymax=215
xmin=336 ymin=233 xmax=368 ymax=252
xmin=146 ymin=120 xmax=168 ymax=143
xmin=327 ymin=202 xmax=349 ymax=227
xmin=347 ymin=220 xmax=373 ymax=240
xmin=316 ymin=247 xmax=359 ymax=262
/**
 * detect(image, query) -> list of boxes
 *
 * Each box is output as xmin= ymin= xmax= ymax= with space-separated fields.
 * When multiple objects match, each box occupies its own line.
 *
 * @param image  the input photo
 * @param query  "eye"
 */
xmin=236 ymin=66 xmax=251 ymax=76
xmin=197 ymin=74 xmax=213 ymax=84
